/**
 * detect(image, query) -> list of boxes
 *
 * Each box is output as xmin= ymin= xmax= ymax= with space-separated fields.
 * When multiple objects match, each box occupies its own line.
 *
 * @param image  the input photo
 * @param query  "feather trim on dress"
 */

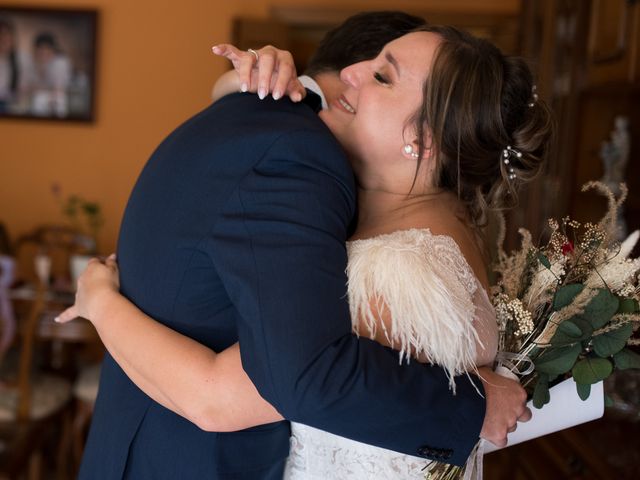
xmin=347 ymin=229 xmax=482 ymax=391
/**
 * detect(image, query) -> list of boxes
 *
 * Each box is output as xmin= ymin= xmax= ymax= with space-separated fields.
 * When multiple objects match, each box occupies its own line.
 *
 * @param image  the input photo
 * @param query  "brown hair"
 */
xmin=305 ymin=11 xmax=426 ymax=77
xmin=410 ymin=25 xmax=555 ymax=227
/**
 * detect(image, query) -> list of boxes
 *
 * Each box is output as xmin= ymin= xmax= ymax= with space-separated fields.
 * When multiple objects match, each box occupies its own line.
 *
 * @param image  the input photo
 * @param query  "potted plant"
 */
xmin=52 ymin=183 xmax=104 ymax=284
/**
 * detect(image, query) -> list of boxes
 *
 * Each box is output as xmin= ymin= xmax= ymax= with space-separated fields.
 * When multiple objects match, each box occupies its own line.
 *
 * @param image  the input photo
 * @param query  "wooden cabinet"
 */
xmin=231 ymin=7 xmax=521 ymax=73
xmin=516 ymin=0 xmax=640 ymax=248
xmin=586 ymin=0 xmax=640 ymax=86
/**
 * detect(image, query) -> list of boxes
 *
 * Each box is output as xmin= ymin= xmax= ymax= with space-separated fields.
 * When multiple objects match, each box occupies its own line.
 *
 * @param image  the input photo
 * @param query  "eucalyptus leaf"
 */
xmin=576 ymin=382 xmax=591 ymax=400
xmin=617 ymin=298 xmax=639 ymax=314
xmin=559 ymin=321 xmax=582 ymax=336
xmin=582 ymin=289 xmax=619 ymax=329
xmin=532 ymin=375 xmax=550 ymax=409
xmin=553 ymin=284 xmax=584 ymax=311
xmin=536 ymin=344 xmax=582 ymax=375
xmin=549 ymin=316 xmax=593 ymax=347
xmin=572 ymin=357 xmax=613 ymax=384
xmin=573 ymin=316 xmax=594 ymax=338
xmin=537 ymin=252 xmax=551 ymax=269
xmin=593 ymin=323 xmax=633 ymax=357
xmin=613 ymin=348 xmax=640 ymax=370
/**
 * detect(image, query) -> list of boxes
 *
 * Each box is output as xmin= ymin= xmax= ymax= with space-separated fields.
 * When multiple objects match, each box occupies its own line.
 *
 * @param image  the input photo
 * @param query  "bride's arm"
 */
xmin=211 ymin=44 xmax=306 ymax=103
xmin=56 ymin=257 xmax=283 ymax=432
xmin=349 ymin=226 xmax=498 ymax=370
xmin=355 ymin=295 xmax=497 ymax=367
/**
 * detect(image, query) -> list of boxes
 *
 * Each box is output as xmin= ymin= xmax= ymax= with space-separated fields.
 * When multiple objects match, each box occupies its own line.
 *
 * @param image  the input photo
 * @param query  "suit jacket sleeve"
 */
xmin=207 ymin=127 xmax=485 ymax=465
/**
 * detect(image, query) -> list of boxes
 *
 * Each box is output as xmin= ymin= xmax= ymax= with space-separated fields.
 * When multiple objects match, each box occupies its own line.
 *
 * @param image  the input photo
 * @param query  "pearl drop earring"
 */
xmin=403 ymin=144 xmax=419 ymax=159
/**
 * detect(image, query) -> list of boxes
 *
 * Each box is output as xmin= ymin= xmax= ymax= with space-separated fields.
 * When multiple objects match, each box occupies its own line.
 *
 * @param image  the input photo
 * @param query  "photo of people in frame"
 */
xmin=0 ymin=6 xmax=97 ymax=121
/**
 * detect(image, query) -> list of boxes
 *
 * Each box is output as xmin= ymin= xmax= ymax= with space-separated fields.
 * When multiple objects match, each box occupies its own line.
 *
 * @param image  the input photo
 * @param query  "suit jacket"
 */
xmin=79 ymin=93 xmax=486 ymax=479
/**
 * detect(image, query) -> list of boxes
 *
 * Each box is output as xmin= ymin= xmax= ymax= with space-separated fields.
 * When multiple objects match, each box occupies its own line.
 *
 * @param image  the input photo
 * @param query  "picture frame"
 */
xmin=0 ymin=6 xmax=98 ymax=122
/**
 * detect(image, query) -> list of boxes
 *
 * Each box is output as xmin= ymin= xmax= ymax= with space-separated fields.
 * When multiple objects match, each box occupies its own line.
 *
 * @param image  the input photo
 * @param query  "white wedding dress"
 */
xmin=283 ymin=229 xmax=498 ymax=479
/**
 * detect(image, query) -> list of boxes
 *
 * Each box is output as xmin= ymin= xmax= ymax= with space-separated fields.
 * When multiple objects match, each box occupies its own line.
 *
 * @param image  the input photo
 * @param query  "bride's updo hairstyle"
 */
xmin=411 ymin=25 xmax=555 ymax=227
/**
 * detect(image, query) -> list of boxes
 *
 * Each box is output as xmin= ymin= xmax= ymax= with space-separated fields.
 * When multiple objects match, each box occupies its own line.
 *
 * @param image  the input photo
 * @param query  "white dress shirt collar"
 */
xmin=298 ymin=75 xmax=328 ymax=111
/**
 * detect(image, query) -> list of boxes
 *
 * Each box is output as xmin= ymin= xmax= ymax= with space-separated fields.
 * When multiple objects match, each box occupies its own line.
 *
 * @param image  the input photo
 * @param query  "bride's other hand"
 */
xmin=55 ymin=254 xmax=120 ymax=325
xmin=477 ymin=366 xmax=531 ymax=447
xmin=212 ymin=43 xmax=305 ymax=102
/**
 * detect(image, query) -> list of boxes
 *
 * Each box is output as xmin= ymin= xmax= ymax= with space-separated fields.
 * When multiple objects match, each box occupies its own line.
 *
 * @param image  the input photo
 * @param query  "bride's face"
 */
xmin=320 ymin=31 xmax=440 ymax=191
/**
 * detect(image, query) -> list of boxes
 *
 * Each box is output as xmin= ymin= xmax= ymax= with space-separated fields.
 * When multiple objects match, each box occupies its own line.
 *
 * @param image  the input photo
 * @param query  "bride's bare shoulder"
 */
xmin=404 ymin=196 xmax=489 ymax=288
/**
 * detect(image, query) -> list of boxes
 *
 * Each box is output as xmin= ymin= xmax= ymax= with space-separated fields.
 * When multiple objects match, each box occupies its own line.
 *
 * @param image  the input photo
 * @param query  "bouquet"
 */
xmin=424 ymin=181 xmax=640 ymax=480
xmin=493 ymin=181 xmax=640 ymax=405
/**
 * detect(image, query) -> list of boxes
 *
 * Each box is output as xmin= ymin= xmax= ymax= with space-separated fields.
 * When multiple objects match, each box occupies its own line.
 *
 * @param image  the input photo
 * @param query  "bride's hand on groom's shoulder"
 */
xmin=55 ymin=254 xmax=121 ymax=326
xmin=212 ymin=43 xmax=306 ymax=102
xmin=477 ymin=366 xmax=531 ymax=448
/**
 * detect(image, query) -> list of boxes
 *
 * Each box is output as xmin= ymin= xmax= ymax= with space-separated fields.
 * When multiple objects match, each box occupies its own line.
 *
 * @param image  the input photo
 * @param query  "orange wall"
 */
xmin=0 ymin=0 xmax=518 ymax=253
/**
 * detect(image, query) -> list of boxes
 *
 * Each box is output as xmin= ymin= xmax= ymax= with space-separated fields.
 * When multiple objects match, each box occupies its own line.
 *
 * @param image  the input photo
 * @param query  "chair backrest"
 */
xmin=0 ymin=223 xmax=15 ymax=365
xmin=10 ymin=225 xmax=99 ymax=421
xmin=15 ymin=283 xmax=46 ymax=420
xmin=13 ymin=289 xmax=99 ymax=421
xmin=0 ymin=255 xmax=17 ymax=356
xmin=14 ymin=225 xmax=91 ymax=288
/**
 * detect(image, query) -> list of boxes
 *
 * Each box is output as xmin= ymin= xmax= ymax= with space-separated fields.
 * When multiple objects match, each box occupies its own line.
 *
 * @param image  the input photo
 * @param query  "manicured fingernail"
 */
xmin=54 ymin=316 xmax=60 ymax=323
xmin=241 ymin=83 xmax=248 ymax=92
xmin=258 ymin=88 xmax=266 ymax=99
xmin=291 ymin=92 xmax=302 ymax=102
xmin=273 ymin=90 xmax=281 ymax=100
xmin=211 ymin=45 xmax=220 ymax=54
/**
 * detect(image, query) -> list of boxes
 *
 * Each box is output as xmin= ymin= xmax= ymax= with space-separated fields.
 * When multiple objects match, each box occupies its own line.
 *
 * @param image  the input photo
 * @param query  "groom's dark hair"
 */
xmin=304 ymin=11 xmax=426 ymax=76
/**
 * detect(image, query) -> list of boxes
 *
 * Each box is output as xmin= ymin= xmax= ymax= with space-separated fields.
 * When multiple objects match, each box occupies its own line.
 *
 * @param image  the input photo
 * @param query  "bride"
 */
xmin=59 ymin=24 xmax=552 ymax=478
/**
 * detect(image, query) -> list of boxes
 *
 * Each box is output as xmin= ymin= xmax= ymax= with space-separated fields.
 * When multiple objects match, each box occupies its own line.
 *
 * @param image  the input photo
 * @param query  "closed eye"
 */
xmin=374 ymin=71 xmax=391 ymax=86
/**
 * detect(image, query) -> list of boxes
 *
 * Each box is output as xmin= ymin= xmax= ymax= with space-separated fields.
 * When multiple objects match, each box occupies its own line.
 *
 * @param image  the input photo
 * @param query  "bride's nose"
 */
xmin=339 ymin=61 xmax=367 ymax=89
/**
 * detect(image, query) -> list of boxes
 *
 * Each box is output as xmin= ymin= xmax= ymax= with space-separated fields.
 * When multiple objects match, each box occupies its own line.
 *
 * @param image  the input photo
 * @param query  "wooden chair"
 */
xmin=0 ymin=223 xmax=16 ymax=363
xmin=0 ymin=225 xmax=101 ymax=480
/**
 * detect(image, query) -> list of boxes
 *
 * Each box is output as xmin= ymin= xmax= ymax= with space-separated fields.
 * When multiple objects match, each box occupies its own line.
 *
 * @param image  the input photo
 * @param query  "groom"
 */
xmin=80 ymin=11 xmax=529 ymax=479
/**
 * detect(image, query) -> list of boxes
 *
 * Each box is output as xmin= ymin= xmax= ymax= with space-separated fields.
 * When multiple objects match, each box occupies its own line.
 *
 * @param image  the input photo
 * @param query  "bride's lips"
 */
xmin=335 ymin=95 xmax=356 ymax=114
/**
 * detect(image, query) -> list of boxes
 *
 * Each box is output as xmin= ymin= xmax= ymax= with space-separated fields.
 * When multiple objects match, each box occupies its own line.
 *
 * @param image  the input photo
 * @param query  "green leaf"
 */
xmin=573 ymin=316 xmax=594 ymax=338
xmin=582 ymin=289 xmax=619 ymax=329
xmin=559 ymin=320 xmax=582 ymax=336
xmin=537 ymin=252 xmax=551 ymax=269
xmin=576 ymin=382 xmax=591 ymax=400
xmin=572 ymin=357 xmax=613 ymax=384
xmin=618 ymin=298 xmax=639 ymax=314
xmin=550 ymin=319 xmax=591 ymax=346
xmin=532 ymin=374 xmax=550 ymax=409
xmin=593 ymin=323 xmax=633 ymax=357
xmin=605 ymin=395 xmax=614 ymax=407
xmin=613 ymin=348 xmax=640 ymax=370
xmin=536 ymin=344 xmax=582 ymax=375
xmin=553 ymin=284 xmax=584 ymax=311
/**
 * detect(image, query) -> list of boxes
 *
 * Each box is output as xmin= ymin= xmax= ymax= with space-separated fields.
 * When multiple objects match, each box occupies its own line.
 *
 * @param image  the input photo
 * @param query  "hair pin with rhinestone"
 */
xmin=502 ymin=145 xmax=522 ymax=180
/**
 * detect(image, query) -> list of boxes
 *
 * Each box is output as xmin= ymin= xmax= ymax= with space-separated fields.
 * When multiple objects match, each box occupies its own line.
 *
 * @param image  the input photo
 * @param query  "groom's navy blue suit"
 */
xmin=79 ymin=92 xmax=486 ymax=479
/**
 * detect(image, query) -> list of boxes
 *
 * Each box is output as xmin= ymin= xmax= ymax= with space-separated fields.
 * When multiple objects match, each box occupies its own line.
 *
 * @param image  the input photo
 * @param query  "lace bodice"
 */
xmin=284 ymin=229 xmax=497 ymax=479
